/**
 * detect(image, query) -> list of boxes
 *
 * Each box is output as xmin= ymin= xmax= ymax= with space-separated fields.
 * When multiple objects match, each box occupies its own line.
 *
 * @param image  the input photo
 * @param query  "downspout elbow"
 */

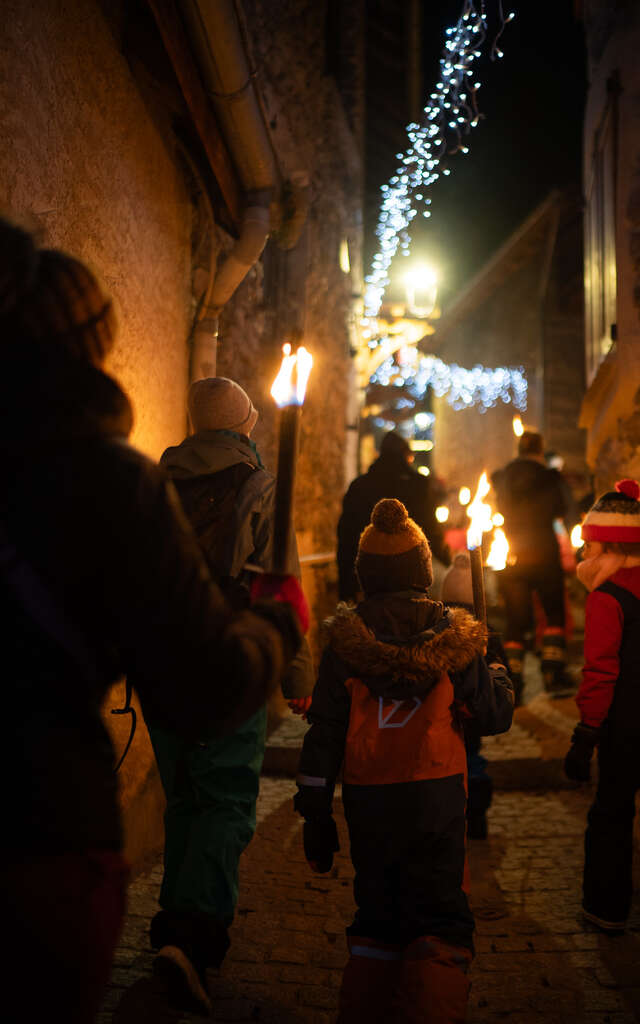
xmin=209 ymin=201 xmax=271 ymax=312
xmin=190 ymin=200 xmax=271 ymax=382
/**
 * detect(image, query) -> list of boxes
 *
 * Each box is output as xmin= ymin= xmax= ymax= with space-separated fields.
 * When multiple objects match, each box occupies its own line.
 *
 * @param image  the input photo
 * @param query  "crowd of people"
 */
xmin=1 ymin=218 xmax=639 ymax=1023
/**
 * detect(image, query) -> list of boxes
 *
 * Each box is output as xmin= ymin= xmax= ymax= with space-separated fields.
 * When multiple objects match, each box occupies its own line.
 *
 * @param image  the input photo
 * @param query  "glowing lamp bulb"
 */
xmin=435 ymin=506 xmax=450 ymax=523
xmin=512 ymin=415 xmax=524 ymax=437
xmin=459 ymin=487 xmax=471 ymax=506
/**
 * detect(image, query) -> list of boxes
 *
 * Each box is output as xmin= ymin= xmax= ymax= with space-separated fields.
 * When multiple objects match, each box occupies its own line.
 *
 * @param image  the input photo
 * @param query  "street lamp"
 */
xmin=404 ymin=265 xmax=438 ymax=318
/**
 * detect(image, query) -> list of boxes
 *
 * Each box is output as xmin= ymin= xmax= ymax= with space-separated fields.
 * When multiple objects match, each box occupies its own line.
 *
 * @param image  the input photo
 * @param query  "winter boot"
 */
xmin=390 ymin=935 xmax=472 ymax=1023
xmin=153 ymin=945 xmax=212 ymax=1016
xmin=504 ymin=642 xmax=525 ymax=706
xmin=541 ymin=628 xmax=572 ymax=696
xmin=336 ymin=936 xmax=402 ymax=1024
xmin=150 ymin=909 xmax=230 ymax=1015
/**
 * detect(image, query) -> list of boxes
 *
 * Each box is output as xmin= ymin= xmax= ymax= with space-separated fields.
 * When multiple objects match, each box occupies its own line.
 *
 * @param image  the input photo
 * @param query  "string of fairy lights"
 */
xmin=371 ymin=353 xmax=527 ymax=416
xmin=362 ymin=0 xmax=523 ymax=431
xmin=364 ymin=0 xmax=515 ymax=319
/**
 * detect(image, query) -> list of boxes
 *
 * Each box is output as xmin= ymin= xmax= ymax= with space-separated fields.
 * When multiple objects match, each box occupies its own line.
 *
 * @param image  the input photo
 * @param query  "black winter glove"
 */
xmin=303 ymin=818 xmax=339 ymax=874
xmin=564 ymin=723 xmax=600 ymax=782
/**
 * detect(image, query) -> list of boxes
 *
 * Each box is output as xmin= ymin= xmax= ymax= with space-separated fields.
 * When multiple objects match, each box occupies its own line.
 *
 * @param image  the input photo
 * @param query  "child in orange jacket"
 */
xmin=295 ymin=500 xmax=514 ymax=1023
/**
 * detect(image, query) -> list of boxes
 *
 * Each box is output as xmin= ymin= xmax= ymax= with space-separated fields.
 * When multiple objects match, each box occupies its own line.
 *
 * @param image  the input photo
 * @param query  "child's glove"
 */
xmin=303 ymin=818 xmax=339 ymax=873
xmin=564 ymin=723 xmax=599 ymax=782
xmin=250 ymin=574 xmax=310 ymax=633
xmin=288 ymin=696 xmax=312 ymax=719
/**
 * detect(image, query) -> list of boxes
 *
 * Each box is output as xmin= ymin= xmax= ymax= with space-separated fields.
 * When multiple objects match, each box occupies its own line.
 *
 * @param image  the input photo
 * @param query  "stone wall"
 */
xmin=582 ymin=1 xmax=640 ymax=493
xmin=1 ymin=0 xmax=362 ymax=869
xmin=214 ymin=0 xmax=364 ymax=650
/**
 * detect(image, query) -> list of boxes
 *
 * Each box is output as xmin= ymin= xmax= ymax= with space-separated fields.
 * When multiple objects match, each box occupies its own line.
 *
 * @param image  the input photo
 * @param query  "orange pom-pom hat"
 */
xmin=355 ymin=498 xmax=433 ymax=596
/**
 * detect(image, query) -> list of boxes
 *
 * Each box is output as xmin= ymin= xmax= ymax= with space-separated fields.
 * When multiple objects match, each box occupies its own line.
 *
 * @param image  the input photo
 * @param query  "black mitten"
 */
xmin=303 ymin=818 xmax=339 ymax=873
xmin=564 ymin=723 xmax=599 ymax=782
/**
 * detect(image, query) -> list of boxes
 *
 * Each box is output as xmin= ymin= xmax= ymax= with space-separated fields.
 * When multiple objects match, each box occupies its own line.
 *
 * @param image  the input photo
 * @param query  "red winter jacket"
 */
xmin=577 ymin=566 xmax=640 ymax=728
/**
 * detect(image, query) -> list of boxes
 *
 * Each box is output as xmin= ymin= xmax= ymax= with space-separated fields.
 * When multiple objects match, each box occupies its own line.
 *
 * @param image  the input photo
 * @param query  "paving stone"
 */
xmin=102 ymin=685 xmax=640 ymax=1023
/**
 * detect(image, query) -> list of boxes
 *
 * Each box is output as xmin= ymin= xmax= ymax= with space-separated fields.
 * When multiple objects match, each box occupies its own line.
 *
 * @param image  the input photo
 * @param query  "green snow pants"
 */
xmin=149 ymin=706 xmax=267 ymax=927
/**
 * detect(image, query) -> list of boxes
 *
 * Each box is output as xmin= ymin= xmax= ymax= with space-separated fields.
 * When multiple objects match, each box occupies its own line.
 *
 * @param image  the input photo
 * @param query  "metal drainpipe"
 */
xmin=180 ymin=0 xmax=284 ymax=380
xmin=190 ymin=198 xmax=271 ymax=381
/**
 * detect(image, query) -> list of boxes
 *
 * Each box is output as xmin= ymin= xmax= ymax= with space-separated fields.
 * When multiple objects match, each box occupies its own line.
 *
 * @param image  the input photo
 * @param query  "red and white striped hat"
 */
xmin=581 ymin=479 xmax=640 ymax=543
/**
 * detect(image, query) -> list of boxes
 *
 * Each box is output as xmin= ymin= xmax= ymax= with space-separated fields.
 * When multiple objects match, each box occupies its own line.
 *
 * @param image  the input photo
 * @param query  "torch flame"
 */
xmin=512 ymin=415 xmax=524 ymax=437
xmin=486 ymin=528 xmax=509 ymax=570
xmin=466 ymin=471 xmax=493 ymax=551
xmin=271 ymin=344 xmax=314 ymax=408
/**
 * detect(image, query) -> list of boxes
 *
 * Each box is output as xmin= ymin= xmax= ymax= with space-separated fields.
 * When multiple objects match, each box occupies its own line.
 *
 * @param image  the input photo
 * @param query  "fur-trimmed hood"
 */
xmin=325 ymin=593 xmax=486 ymax=699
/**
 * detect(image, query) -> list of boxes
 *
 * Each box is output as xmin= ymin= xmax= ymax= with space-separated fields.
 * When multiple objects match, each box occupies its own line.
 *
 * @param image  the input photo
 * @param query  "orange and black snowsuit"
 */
xmin=295 ymin=592 xmax=513 ymax=1023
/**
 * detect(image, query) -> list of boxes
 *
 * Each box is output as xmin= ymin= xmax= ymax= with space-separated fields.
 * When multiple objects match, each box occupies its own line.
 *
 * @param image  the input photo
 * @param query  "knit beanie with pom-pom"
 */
xmin=355 ymin=498 xmax=432 ymax=596
xmin=581 ymin=479 xmax=640 ymax=543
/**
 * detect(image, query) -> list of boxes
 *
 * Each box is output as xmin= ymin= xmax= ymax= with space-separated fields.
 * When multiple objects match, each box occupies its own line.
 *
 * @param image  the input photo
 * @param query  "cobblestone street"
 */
xmin=104 ymin=726 xmax=640 ymax=1024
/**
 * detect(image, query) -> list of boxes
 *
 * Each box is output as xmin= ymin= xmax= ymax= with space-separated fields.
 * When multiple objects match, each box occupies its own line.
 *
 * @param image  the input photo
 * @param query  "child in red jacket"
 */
xmin=564 ymin=479 xmax=640 ymax=932
xmin=295 ymin=499 xmax=513 ymax=1023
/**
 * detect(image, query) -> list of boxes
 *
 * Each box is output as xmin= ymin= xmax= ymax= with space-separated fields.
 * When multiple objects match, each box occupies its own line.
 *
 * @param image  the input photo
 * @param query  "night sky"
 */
xmin=366 ymin=0 xmax=587 ymax=309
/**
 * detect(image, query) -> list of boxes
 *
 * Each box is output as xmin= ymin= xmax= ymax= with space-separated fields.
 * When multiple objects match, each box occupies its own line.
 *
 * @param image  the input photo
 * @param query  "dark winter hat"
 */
xmin=581 ymin=479 xmax=640 ymax=543
xmin=379 ymin=431 xmax=412 ymax=460
xmin=356 ymin=498 xmax=432 ymax=596
xmin=0 ymin=217 xmax=116 ymax=365
xmin=188 ymin=377 xmax=258 ymax=434
xmin=518 ymin=430 xmax=544 ymax=457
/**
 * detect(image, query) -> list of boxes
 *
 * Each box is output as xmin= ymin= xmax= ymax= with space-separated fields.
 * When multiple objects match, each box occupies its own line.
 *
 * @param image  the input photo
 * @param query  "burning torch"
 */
xmin=270 ymin=343 xmax=313 ymax=575
xmin=466 ymin=471 xmax=493 ymax=627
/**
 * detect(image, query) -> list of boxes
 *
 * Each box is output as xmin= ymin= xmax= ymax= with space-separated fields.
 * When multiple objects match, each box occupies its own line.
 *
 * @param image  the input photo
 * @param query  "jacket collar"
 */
xmin=160 ymin=429 xmax=265 ymax=479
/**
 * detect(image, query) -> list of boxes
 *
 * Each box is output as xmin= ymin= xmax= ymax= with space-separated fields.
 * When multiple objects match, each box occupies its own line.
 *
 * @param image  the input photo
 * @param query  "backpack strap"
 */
xmin=110 ymin=678 xmax=136 ymax=773
xmin=596 ymin=580 xmax=640 ymax=618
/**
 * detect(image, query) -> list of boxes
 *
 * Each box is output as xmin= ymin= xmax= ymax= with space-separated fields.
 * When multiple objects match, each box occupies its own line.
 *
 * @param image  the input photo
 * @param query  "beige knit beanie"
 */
xmin=188 ymin=377 xmax=258 ymax=434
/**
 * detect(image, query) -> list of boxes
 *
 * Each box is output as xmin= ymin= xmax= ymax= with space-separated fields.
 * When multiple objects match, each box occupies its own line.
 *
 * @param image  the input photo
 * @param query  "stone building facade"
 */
xmin=429 ymin=190 xmax=588 ymax=500
xmin=579 ymin=0 xmax=640 ymax=490
xmin=0 ymin=0 xmax=364 ymax=868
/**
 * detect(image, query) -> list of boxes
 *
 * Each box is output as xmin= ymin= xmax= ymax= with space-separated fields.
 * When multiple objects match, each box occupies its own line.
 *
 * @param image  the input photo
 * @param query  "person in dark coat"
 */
xmin=491 ymin=430 xmax=575 ymax=701
xmin=146 ymin=377 xmax=314 ymax=1009
xmin=295 ymin=499 xmax=513 ymax=1024
xmin=564 ymin=480 xmax=640 ymax=933
xmin=337 ymin=431 xmax=449 ymax=602
xmin=0 ymin=219 xmax=304 ymax=1023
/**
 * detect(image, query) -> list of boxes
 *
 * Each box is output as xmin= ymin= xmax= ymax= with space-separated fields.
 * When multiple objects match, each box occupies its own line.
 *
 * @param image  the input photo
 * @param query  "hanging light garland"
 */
xmin=371 ymin=352 xmax=527 ymax=413
xmin=364 ymin=1 xmax=515 ymax=319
